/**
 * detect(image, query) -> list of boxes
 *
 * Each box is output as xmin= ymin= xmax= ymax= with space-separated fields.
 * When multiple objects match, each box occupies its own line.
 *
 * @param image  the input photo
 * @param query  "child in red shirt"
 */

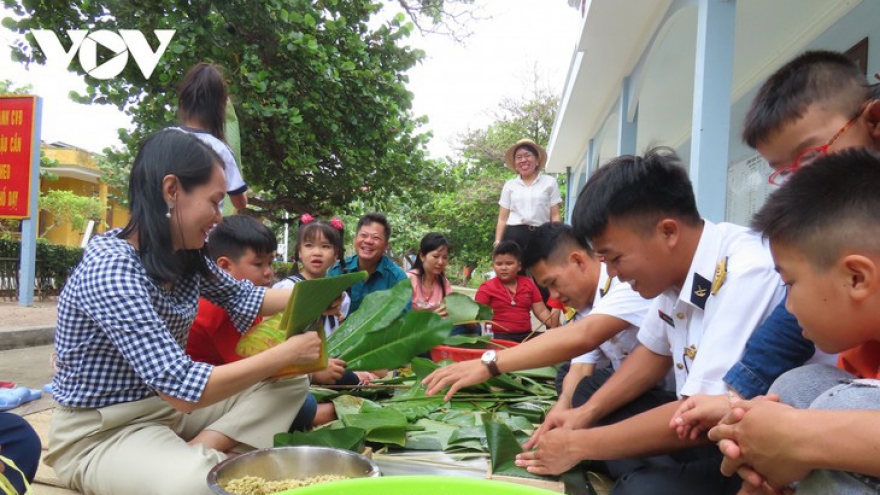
xmin=475 ymin=240 xmax=553 ymax=343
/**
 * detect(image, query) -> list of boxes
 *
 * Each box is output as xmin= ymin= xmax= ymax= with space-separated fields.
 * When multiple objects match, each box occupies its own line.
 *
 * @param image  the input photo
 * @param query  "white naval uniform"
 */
xmin=570 ymin=263 xmax=650 ymax=370
xmin=637 ymin=220 xmax=785 ymax=398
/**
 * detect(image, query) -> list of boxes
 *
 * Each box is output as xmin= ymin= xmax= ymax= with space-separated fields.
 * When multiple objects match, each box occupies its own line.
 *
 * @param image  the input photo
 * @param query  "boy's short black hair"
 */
xmin=357 ymin=212 xmax=392 ymax=241
xmin=207 ymin=215 xmax=277 ymax=262
xmin=572 ymin=147 xmax=701 ymax=242
xmin=493 ymin=240 xmax=521 ymax=260
xmin=521 ymin=222 xmax=592 ymax=270
xmin=743 ymin=50 xmax=869 ymax=148
xmin=752 ymin=148 xmax=880 ymax=269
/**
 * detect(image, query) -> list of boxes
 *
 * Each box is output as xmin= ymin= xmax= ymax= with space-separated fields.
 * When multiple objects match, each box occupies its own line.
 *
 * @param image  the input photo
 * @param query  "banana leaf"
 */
xmin=235 ymin=271 xmax=366 ymax=375
xmin=336 ymin=310 xmax=452 ymax=371
xmin=404 ymin=419 xmax=459 ymax=451
xmin=222 ymin=98 xmax=242 ymax=217
xmin=327 ymin=279 xmax=414 ymax=358
xmin=444 ymin=292 xmax=493 ymax=324
xmin=341 ymin=408 xmax=409 ymax=446
xmin=512 ymin=366 xmax=560 ymax=380
xmin=485 ymin=421 xmax=558 ymax=481
xmin=274 ymin=426 xmax=366 ymax=453
xmin=388 ymin=383 xmax=446 ymax=421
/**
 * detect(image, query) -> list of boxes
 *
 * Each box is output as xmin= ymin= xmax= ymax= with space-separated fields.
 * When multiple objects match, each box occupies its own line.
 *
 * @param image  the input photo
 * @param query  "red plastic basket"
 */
xmin=429 ymin=339 xmax=519 ymax=363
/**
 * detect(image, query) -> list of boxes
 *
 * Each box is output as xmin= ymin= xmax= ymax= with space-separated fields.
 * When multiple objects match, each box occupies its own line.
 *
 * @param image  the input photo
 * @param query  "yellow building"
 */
xmin=39 ymin=142 xmax=128 ymax=247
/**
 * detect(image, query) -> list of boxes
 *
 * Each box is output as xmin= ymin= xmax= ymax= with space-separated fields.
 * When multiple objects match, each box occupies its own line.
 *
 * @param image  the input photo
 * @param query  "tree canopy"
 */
xmin=1 ymin=0 xmax=467 ymax=219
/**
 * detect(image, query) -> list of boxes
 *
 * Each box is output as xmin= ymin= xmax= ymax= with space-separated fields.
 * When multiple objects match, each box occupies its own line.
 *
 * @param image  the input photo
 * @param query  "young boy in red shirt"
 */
xmin=475 ymin=240 xmax=554 ymax=343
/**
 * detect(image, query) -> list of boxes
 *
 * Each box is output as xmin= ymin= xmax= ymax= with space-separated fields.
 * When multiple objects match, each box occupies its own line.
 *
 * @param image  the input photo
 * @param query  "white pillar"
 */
xmin=689 ymin=0 xmax=736 ymax=222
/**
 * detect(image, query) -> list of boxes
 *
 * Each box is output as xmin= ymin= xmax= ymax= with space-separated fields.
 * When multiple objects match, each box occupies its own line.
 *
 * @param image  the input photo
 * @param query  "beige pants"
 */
xmin=45 ymin=377 xmax=308 ymax=495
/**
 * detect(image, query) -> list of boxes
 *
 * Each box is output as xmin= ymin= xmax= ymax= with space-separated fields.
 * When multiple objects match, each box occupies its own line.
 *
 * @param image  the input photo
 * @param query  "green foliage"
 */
xmin=2 ymin=0 xmax=444 ymax=221
xmin=236 ymin=271 xmax=366 ymax=374
xmin=0 ymin=237 xmax=84 ymax=296
xmin=328 ymin=280 xmax=450 ymax=370
xmin=486 ymin=420 xmax=557 ymax=480
xmin=37 ymin=189 xmax=105 ymax=237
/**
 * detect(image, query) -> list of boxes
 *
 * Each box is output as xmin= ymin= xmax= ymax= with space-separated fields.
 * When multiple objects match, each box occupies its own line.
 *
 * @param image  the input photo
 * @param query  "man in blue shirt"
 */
xmin=329 ymin=213 xmax=407 ymax=313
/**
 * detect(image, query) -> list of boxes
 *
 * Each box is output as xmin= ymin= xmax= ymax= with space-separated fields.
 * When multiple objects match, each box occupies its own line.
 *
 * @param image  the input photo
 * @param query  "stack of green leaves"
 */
xmin=327 ymin=279 xmax=452 ymax=370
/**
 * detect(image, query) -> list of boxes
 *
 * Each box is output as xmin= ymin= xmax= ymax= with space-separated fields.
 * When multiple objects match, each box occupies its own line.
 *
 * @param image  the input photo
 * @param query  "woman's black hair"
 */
xmin=119 ymin=129 xmax=224 ymax=284
xmin=293 ymin=219 xmax=345 ymax=275
xmin=412 ymin=232 xmax=450 ymax=290
xmin=177 ymin=62 xmax=229 ymax=142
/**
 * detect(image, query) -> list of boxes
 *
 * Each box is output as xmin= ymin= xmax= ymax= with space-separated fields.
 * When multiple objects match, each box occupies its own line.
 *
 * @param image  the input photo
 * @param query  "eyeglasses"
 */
xmin=514 ymin=152 xmax=535 ymax=161
xmin=768 ymin=115 xmax=859 ymax=186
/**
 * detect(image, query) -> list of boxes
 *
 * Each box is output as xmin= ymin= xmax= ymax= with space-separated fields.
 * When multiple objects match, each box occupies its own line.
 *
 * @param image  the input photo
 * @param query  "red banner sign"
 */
xmin=0 ymin=96 xmax=38 ymax=219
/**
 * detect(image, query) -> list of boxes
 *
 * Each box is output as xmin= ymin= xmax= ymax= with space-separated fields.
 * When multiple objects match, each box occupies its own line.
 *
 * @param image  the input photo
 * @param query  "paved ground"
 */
xmin=0 ymin=298 xmax=58 ymax=329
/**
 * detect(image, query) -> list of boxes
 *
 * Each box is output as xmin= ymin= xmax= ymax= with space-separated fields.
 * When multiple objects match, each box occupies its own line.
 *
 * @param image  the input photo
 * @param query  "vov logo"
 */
xmin=32 ymin=29 xmax=176 ymax=80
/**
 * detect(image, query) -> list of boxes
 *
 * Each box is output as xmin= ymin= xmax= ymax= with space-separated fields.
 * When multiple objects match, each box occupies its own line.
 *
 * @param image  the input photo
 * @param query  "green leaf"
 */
xmin=274 ymin=426 xmax=365 ymax=453
xmin=485 ymin=421 xmax=557 ymax=481
xmin=342 ymin=408 xmax=408 ymax=446
xmin=224 ymin=98 xmax=242 ymax=173
xmin=444 ymin=292 xmax=492 ymax=324
xmin=409 ymin=356 xmax=439 ymax=381
xmin=404 ymin=419 xmax=459 ymax=451
xmin=236 ymin=271 xmax=366 ymax=374
xmin=327 ymin=279 xmax=412 ymax=357
xmin=339 ymin=310 xmax=452 ymax=370
xmin=280 ymin=271 xmax=367 ymax=337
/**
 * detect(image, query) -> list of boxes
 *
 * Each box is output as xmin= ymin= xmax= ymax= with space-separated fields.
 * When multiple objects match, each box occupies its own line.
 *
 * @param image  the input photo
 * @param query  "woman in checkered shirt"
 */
xmin=43 ymin=130 xmax=323 ymax=495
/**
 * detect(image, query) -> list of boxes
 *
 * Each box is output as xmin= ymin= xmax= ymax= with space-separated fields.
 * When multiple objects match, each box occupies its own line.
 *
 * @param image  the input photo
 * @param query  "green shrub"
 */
xmin=0 ymin=237 xmax=84 ymax=298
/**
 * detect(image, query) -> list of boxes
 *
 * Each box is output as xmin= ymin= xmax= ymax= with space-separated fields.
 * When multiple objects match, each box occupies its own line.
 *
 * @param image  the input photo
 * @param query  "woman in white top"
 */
xmin=494 ymin=139 xmax=562 ymax=255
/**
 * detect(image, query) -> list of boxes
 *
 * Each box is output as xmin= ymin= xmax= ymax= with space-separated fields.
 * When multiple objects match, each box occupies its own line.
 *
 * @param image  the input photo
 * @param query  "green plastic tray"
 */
xmin=279 ymin=475 xmax=560 ymax=495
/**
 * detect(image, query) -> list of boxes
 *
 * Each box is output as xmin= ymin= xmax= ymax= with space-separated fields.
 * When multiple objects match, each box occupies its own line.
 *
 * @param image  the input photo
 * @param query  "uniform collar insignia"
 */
xmin=599 ymin=277 xmax=612 ymax=298
xmin=691 ymin=272 xmax=711 ymax=310
xmin=712 ymin=256 xmax=728 ymax=296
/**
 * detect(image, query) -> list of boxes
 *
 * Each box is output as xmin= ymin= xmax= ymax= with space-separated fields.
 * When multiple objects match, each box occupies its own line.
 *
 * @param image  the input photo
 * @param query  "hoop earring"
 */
xmin=166 ymin=202 xmax=174 ymax=219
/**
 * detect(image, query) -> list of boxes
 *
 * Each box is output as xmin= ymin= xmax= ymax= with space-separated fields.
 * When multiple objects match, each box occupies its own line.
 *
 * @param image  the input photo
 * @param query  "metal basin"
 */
xmin=207 ymin=446 xmax=381 ymax=495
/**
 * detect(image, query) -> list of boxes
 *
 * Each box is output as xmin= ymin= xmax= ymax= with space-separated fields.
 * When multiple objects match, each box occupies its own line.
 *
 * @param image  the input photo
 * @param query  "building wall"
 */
xmin=562 ymin=0 xmax=879 ymax=222
xmin=40 ymin=144 xmax=129 ymax=247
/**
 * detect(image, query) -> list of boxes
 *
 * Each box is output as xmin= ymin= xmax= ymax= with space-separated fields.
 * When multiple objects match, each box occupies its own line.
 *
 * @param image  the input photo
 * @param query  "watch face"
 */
xmin=481 ymin=350 xmax=497 ymax=364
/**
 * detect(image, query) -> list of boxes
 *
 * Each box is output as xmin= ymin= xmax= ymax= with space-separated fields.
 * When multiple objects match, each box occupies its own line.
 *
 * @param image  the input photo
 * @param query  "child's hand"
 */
xmin=322 ymin=296 xmax=343 ymax=318
xmin=433 ymin=303 xmax=449 ymax=319
xmin=310 ymin=358 xmax=347 ymax=384
xmin=354 ymin=371 xmax=379 ymax=385
xmin=669 ymin=394 xmax=732 ymax=440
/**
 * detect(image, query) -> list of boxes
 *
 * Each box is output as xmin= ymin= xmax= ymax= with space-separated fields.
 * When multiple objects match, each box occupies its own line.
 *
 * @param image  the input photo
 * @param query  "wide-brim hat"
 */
xmin=504 ymin=139 xmax=547 ymax=172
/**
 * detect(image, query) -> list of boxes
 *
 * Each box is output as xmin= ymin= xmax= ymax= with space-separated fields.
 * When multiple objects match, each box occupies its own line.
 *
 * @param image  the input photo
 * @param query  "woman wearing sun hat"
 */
xmin=494 ymin=138 xmax=562 ymax=256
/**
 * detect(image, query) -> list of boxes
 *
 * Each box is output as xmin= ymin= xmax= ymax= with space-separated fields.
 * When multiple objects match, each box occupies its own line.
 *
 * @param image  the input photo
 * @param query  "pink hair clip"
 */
xmin=300 ymin=213 xmax=315 ymax=224
xmin=330 ymin=217 xmax=344 ymax=230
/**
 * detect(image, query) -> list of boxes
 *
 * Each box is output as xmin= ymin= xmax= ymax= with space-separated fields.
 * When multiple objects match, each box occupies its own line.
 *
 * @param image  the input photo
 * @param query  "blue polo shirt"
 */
xmin=329 ymin=254 xmax=408 ymax=313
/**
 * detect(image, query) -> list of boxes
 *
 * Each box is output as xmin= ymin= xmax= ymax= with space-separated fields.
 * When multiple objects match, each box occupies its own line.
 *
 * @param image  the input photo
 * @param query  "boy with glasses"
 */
xmin=710 ymin=150 xmax=880 ymax=495
xmin=673 ymin=52 xmax=880 ymax=437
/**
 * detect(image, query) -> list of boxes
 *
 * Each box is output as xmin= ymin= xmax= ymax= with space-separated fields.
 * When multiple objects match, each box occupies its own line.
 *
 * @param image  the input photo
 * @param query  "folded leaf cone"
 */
xmin=236 ymin=271 xmax=366 ymax=376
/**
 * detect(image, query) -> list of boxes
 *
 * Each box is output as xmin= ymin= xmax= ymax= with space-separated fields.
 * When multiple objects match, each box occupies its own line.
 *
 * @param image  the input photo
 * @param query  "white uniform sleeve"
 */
xmin=679 ymin=262 xmax=785 ymax=397
xmin=590 ymin=281 xmax=652 ymax=328
xmin=637 ymin=299 xmax=673 ymax=357
xmin=572 ymin=348 xmax=603 ymax=364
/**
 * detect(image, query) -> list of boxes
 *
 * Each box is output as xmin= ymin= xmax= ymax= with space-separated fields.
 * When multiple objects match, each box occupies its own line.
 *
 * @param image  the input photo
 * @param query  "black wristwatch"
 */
xmin=481 ymin=350 xmax=500 ymax=377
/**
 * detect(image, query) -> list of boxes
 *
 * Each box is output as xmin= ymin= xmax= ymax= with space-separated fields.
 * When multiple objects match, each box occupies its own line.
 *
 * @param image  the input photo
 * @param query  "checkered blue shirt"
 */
xmin=53 ymin=229 xmax=267 ymax=408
